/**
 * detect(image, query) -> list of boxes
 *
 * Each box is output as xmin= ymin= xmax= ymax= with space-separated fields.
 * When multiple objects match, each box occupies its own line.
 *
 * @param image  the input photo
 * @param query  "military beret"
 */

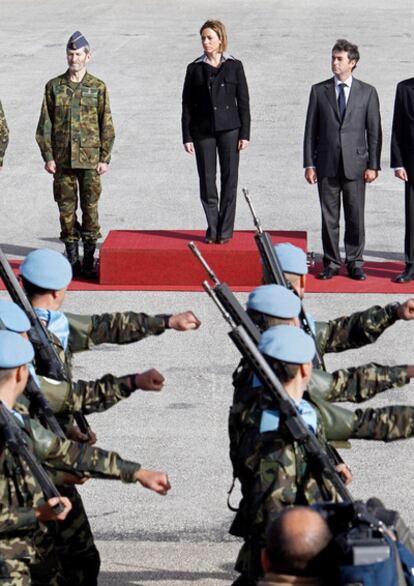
xmin=247 ymin=285 xmax=300 ymax=319
xmin=21 ymin=249 xmax=72 ymax=290
xmin=274 ymin=243 xmax=308 ymax=276
xmin=0 ymin=331 xmax=34 ymax=368
xmin=0 ymin=300 xmax=30 ymax=333
xmin=67 ymin=31 xmax=89 ymax=51
xmin=259 ymin=325 xmax=315 ymax=364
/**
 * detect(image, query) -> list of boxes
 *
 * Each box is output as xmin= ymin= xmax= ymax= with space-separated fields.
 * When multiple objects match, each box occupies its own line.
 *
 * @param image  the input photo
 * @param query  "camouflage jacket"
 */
xmin=0 ymin=425 xmax=47 ymax=567
xmin=316 ymin=302 xmax=400 ymax=355
xmin=26 ymin=415 xmax=141 ymax=484
xmin=38 ymin=372 xmax=140 ymax=415
xmin=35 ymin=71 xmax=115 ymax=169
xmin=66 ymin=310 xmax=168 ymax=353
xmin=0 ymin=100 xmax=9 ymax=166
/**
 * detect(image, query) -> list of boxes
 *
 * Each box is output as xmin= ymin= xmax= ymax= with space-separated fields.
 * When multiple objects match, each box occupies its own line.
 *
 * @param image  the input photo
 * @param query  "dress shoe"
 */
xmin=218 ymin=238 xmax=231 ymax=245
xmin=348 ymin=267 xmax=367 ymax=281
xmin=204 ymin=238 xmax=215 ymax=244
xmin=317 ymin=267 xmax=339 ymax=280
xmin=394 ymin=267 xmax=414 ymax=283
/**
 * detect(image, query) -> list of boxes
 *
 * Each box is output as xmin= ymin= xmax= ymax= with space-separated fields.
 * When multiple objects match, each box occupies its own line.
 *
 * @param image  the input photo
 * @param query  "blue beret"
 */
xmin=247 ymin=285 xmax=300 ymax=319
xmin=21 ymin=249 xmax=72 ymax=290
xmin=0 ymin=331 xmax=34 ymax=368
xmin=67 ymin=31 xmax=89 ymax=51
xmin=259 ymin=325 xmax=315 ymax=364
xmin=0 ymin=301 xmax=30 ymax=333
xmin=274 ymin=243 xmax=308 ymax=276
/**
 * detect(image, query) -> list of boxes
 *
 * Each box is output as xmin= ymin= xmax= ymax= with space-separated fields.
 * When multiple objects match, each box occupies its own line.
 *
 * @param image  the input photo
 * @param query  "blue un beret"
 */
xmin=274 ymin=243 xmax=308 ymax=276
xmin=67 ymin=31 xmax=89 ymax=51
xmin=247 ymin=285 xmax=300 ymax=319
xmin=0 ymin=331 xmax=34 ymax=368
xmin=259 ymin=325 xmax=315 ymax=364
xmin=21 ymin=249 xmax=72 ymax=290
xmin=0 ymin=301 xmax=30 ymax=333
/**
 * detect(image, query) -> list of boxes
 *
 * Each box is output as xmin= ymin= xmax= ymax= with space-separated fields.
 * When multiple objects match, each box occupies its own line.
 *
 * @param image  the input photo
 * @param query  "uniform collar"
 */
xmin=62 ymin=70 xmax=92 ymax=86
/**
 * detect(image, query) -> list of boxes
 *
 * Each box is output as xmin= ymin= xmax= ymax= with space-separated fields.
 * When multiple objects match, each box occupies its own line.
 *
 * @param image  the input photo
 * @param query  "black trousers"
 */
xmin=404 ymin=181 xmax=414 ymax=265
xmin=194 ymin=128 xmax=240 ymax=241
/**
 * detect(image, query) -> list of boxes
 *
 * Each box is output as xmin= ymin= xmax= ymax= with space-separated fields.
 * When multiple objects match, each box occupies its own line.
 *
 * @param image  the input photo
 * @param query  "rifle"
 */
xmin=0 ymin=247 xmax=68 ymax=382
xmin=0 ymin=401 xmax=64 ymax=513
xmin=242 ymin=189 xmax=326 ymax=371
xmin=0 ymin=248 xmax=93 ymax=440
xmin=24 ymin=376 xmax=66 ymax=440
xmin=188 ymin=241 xmax=260 ymax=344
xmin=203 ymin=280 xmax=352 ymax=503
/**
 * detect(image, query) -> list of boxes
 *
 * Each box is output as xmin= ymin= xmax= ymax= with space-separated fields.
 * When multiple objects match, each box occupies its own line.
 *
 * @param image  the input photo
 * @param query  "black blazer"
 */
xmin=303 ymin=77 xmax=382 ymax=180
xmin=181 ymin=55 xmax=250 ymax=143
xmin=391 ymin=78 xmax=414 ymax=178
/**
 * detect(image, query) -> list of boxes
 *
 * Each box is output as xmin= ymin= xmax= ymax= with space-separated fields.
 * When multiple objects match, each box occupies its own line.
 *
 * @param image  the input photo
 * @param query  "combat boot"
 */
xmin=81 ymin=241 xmax=98 ymax=281
xmin=64 ymin=242 xmax=82 ymax=277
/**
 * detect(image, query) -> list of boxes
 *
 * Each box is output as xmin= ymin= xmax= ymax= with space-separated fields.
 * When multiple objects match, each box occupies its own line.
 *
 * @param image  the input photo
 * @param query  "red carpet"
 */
xmin=0 ymin=231 xmax=411 ymax=293
xmin=99 ymin=230 xmax=307 ymax=287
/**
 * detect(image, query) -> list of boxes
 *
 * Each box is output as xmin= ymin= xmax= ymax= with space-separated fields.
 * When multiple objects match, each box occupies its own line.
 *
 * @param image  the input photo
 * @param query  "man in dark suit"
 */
xmin=391 ymin=79 xmax=414 ymax=283
xmin=303 ymin=39 xmax=382 ymax=280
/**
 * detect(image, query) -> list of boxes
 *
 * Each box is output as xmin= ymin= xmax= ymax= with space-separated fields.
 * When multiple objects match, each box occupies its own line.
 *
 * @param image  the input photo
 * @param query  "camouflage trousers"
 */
xmin=53 ymin=168 xmax=102 ymax=243
xmin=352 ymin=405 xmax=414 ymax=441
xmin=52 ymin=485 xmax=100 ymax=586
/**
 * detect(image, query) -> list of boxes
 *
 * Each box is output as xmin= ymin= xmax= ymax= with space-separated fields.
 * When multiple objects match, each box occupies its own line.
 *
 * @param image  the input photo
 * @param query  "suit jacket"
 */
xmin=181 ymin=55 xmax=250 ymax=143
xmin=391 ymin=78 xmax=414 ymax=179
xmin=303 ymin=77 xmax=382 ymax=180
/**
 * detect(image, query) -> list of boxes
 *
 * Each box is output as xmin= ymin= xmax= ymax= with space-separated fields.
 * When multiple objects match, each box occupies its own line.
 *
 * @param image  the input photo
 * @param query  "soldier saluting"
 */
xmin=35 ymin=31 xmax=115 ymax=279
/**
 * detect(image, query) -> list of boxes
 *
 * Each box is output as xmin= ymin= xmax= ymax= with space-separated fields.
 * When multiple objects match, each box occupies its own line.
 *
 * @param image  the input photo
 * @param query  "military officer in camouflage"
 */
xmin=0 ymin=100 xmax=9 ymax=169
xmin=232 ymin=326 xmax=345 ymax=585
xmin=0 ymin=331 xmax=72 ymax=585
xmin=35 ymin=31 xmax=115 ymax=279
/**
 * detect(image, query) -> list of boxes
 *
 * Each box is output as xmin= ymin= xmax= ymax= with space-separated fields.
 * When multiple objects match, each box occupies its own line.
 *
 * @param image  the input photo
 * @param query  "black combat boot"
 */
xmin=82 ymin=241 xmax=98 ymax=280
xmin=64 ymin=242 xmax=82 ymax=277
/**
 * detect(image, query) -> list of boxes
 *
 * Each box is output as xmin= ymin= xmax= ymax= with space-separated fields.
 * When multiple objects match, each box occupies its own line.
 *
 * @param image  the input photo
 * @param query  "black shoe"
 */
xmin=317 ymin=267 xmax=339 ymax=280
xmin=64 ymin=242 xmax=82 ymax=277
xmin=204 ymin=238 xmax=215 ymax=244
xmin=348 ymin=267 xmax=367 ymax=281
xmin=218 ymin=238 xmax=231 ymax=245
xmin=394 ymin=266 xmax=414 ymax=283
xmin=81 ymin=242 xmax=98 ymax=280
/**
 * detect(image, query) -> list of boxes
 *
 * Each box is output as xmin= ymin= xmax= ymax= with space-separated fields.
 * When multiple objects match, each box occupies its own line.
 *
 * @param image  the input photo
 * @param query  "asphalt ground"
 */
xmin=1 ymin=0 xmax=414 ymax=584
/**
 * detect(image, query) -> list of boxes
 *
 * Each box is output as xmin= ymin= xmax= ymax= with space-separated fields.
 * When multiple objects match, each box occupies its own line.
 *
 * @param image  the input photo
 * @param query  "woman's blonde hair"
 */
xmin=199 ymin=20 xmax=228 ymax=52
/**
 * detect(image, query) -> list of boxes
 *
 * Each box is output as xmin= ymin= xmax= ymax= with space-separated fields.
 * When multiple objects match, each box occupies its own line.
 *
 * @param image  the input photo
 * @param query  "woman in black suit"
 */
xmin=182 ymin=20 xmax=250 ymax=244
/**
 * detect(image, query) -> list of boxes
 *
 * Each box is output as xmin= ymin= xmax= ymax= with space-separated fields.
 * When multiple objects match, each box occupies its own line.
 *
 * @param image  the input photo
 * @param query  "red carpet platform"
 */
xmin=99 ymin=230 xmax=307 ymax=288
xmin=0 ymin=231 xmax=412 ymax=293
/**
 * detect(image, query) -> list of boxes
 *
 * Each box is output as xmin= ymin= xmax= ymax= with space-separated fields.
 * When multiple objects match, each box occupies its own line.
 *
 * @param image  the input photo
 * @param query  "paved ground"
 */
xmin=2 ymin=0 xmax=414 ymax=584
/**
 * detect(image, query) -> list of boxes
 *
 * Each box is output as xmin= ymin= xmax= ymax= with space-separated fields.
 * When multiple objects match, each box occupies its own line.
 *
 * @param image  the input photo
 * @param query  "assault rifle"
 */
xmin=202 ymin=280 xmax=352 ymax=503
xmin=0 ymin=247 xmax=68 ymax=381
xmin=242 ymin=188 xmax=326 ymax=371
xmin=0 ymin=248 xmax=92 ymax=439
xmin=0 ymin=401 xmax=64 ymax=513
xmin=188 ymin=241 xmax=260 ymax=344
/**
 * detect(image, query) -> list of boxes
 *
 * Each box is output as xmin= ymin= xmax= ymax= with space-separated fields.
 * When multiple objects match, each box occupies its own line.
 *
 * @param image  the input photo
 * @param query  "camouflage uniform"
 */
xmin=0 ymin=101 xmax=9 ymax=167
xmin=0 ymin=420 xmax=57 ymax=586
xmin=29 ymin=309 xmax=168 ymax=585
xmin=35 ymin=71 xmax=115 ymax=243
xmin=9 ymin=411 xmax=141 ymax=585
xmin=233 ymin=412 xmax=341 ymax=584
